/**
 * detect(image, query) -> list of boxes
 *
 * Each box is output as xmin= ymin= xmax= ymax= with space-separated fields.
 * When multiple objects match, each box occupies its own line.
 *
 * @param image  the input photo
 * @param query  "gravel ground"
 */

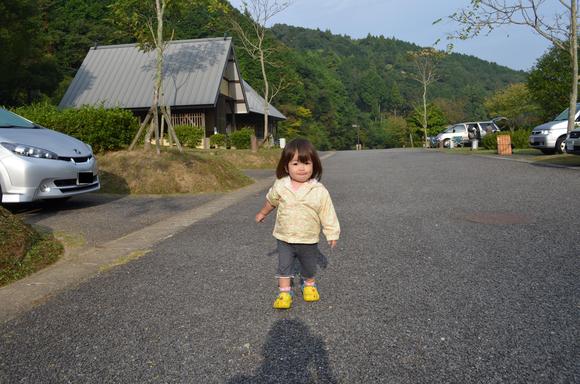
xmin=1 ymin=149 xmax=578 ymax=383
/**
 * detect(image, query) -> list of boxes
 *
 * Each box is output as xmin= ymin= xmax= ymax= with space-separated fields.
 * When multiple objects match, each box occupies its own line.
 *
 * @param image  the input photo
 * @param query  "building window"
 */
xmin=171 ymin=112 xmax=205 ymax=128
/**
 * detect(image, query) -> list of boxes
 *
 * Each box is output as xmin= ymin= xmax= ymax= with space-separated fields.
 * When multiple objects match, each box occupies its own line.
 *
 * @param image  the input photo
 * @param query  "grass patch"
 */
xmin=434 ymin=147 xmax=580 ymax=166
xmin=530 ymin=154 xmax=580 ymax=166
xmin=0 ymin=207 xmax=63 ymax=287
xmin=97 ymin=148 xmax=255 ymax=194
xmin=100 ymin=250 xmax=150 ymax=272
xmin=54 ymin=231 xmax=86 ymax=249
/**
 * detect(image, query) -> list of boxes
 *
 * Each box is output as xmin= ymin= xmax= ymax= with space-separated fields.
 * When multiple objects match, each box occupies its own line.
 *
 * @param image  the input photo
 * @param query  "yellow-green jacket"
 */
xmin=266 ymin=176 xmax=340 ymax=244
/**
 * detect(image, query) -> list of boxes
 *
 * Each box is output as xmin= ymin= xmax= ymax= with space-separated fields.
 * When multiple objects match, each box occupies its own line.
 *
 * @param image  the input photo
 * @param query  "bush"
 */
xmin=229 ymin=128 xmax=254 ymax=149
xmin=210 ymin=133 xmax=226 ymax=148
xmin=174 ymin=124 xmax=203 ymax=147
xmin=12 ymin=103 xmax=139 ymax=152
xmin=482 ymin=130 xmax=532 ymax=150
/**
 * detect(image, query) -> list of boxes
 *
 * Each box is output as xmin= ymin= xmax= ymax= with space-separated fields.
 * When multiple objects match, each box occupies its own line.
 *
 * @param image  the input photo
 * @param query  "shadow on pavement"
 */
xmin=3 ymin=193 xmax=125 ymax=215
xmin=227 ymin=319 xmax=337 ymax=384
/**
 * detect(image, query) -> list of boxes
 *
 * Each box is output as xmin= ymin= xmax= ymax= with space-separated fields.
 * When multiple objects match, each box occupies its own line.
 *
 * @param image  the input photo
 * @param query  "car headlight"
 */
xmin=540 ymin=130 xmax=550 ymax=135
xmin=0 ymin=142 xmax=59 ymax=159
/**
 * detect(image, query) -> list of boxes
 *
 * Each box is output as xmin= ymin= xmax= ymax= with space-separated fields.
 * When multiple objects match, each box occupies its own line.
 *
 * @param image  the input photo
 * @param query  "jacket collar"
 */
xmin=282 ymin=176 xmax=319 ymax=193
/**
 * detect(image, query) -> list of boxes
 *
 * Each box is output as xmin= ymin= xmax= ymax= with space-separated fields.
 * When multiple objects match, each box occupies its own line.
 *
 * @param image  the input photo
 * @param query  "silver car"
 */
xmin=565 ymin=128 xmax=580 ymax=155
xmin=0 ymin=108 xmax=99 ymax=203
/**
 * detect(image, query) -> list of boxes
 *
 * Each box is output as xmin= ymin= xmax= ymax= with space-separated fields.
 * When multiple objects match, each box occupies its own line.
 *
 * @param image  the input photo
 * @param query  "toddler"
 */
xmin=255 ymin=138 xmax=340 ymax=309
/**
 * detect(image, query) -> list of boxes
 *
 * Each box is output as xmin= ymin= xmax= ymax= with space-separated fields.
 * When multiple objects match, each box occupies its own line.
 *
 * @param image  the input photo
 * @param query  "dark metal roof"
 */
xmin=242 ymin=80 xmax=286 ymax=120
xmin=59 ymin=38 xmax=234 ymax=109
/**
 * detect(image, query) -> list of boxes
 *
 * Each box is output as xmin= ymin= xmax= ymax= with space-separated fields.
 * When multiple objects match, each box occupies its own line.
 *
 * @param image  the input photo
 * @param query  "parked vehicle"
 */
xmin=0 ymin=108 xmax=99 ymax=203
xmin=529 ymin=103 xmax=580 ymax=154
xmin=565 ymin=127 xmax=580 ymax=155
xmin=434 ymin=121 xmax=500 ymax=148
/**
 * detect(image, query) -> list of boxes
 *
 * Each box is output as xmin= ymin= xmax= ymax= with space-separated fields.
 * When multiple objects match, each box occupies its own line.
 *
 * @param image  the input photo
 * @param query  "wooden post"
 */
xmin=251 ymin=135 xmax=258 ymax=153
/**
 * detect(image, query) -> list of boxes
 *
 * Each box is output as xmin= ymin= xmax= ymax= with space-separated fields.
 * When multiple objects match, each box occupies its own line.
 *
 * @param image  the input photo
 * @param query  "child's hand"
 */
xmin=328 ymin=240 xmax=337 ymax=249
xmin=255 ymin=212 xmax=267 ymax=223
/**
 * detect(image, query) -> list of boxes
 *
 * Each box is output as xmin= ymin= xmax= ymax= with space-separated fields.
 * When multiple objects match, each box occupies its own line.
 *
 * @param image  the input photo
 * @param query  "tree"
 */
xmin=0 ymin=0 xmax=62 ymax=106
xmin=229 ymin=0 xmax=293 ymax=145
xmin=527 ymin=45 xmax=573 ymax=120
xmin=407 ymin=103 xmax=449 ymax=137
xmin=445 ymin=0 xmax=578 ymax=133
xmin=484 ymin=83 xmax=542 ymax=130
xmin=111 ymin=0 xmax=183 ymax=154
xmin=407 ymin=48 xmax=445 ymax=147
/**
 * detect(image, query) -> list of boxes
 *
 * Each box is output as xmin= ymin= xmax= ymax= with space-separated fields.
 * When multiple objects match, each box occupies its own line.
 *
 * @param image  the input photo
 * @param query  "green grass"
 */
xmin=0 ymin=228 xmax=63 ymax=287
xmin=433 ymin=147 xmax=580 ymax=166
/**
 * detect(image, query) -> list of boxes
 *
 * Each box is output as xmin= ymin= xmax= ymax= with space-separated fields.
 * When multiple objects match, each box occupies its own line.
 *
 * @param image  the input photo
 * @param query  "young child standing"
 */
xmin=255 ymin=138 xmax=340 ymax=309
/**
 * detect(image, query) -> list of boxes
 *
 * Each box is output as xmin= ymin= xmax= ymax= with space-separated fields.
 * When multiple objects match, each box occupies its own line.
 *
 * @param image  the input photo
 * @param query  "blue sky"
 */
xmin=229 ymin=0 xmax=560 ymax=71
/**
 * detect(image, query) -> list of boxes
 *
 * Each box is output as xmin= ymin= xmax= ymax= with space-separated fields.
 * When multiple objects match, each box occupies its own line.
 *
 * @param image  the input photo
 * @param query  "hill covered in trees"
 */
xmin=1 ymin=0 xmax=527 ymax=149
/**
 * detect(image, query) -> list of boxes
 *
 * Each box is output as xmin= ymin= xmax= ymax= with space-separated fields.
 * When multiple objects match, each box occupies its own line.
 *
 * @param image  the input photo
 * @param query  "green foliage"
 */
xmin=482 ymin=130 xmax=531 ymax=150
xmin=229 ymin=128 xmax=254 ymax=149
xmin=210 ymin=133 xmax=226 ymax=148
xmin=484 ymin=83 xmax=542 ymax=130
xmin=407 ymin=103 xmax=448 ymax=136
xmin=12 ymin=103 xmax=139 ymax=152
xmin=527 ymin=45 xmax=574 ymax=121
xmin=0 ymin=0 xmax=62 ymax=105
xmin=2 ymin=3 xmax=527 ymax=151
xmin=366 ymin=116 xmax=411 ymax=148
xmin=173 ymin=124 xmax=204 ymax=147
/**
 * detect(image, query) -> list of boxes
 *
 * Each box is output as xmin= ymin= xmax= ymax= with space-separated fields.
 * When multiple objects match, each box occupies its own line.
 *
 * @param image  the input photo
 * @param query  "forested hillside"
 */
xmin=1 ymin=0 xmax=528 ymax=149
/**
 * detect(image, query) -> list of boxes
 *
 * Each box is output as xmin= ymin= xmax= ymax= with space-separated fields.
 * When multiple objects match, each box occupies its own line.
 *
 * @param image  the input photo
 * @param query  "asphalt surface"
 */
xmin=1 ymin=150 xmax=579 ymax=383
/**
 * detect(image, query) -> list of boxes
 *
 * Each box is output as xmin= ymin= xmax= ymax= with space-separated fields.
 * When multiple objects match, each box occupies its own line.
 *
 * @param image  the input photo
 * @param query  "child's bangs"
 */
xmin=295 ymin=148 xmax=313 ymax=163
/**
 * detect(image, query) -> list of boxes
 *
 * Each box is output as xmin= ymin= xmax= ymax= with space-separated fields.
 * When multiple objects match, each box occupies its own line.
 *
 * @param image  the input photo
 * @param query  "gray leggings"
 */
xmin=276 ymin=240 xmax=320 ymax=279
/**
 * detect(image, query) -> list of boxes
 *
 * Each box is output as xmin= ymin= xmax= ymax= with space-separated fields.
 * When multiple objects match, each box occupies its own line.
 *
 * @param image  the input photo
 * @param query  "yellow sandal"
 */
xmin=302 ymin=285 xmax=320 ymax=302
xmin=273 ymin=292 xmax=293 ymax=309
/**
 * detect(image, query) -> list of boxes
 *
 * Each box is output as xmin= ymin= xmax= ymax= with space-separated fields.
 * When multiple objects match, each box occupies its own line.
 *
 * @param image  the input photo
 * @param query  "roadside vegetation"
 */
xmin=97 ymin=148 xmax=280 ymax=195
xmin=0 ymin=207 xmax=63 ymax=287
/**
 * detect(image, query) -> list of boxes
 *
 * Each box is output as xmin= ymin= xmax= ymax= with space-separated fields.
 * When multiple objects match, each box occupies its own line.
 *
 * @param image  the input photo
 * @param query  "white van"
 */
xmin=434 ymin=121 xmax=500 ymax=148
xmin=529 ymin=103 xmax=580 ymax=154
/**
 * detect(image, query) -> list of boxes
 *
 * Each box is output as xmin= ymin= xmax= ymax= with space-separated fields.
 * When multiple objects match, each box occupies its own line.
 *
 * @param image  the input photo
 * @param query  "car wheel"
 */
xmin=555 ymin=136 xmax=566 ymax=154
xmin=540 ymin=149 xmax=555 ymax=155
xmin=443 ymin=139 xmax=450 ymax=148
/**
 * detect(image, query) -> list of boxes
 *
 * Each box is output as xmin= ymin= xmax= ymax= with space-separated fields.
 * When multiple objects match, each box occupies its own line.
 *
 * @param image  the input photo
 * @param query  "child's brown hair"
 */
xmin=276 ymin=138 xmax=322 ymax=180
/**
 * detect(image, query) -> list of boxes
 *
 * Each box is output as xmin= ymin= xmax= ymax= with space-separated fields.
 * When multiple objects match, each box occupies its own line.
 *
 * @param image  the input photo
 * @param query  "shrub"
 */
xmin=173 ymin=124 xmax=203 ymax=147
xmin=482 ymin=130 xmax=532 ymax=150
xmin=210 ymin=133 xmax=226 ymax=148
xmin=229 ymin=128 xmax=254 ymax=149
xmin=12 ymin=103 xmax=139 ymax=152
xmin=510 ymin=129 xmax=533 ymax=149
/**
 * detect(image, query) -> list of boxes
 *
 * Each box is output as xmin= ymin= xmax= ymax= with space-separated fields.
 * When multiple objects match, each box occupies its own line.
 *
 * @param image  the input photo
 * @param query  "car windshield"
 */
xmin=554 ymin=103 xmax=580 ymax=121
xmin=0 ymin=108 xmax=36 ymax=129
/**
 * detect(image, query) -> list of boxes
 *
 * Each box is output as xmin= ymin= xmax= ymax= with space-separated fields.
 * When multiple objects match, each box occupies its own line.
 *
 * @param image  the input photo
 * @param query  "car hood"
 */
xmin=533 ymin=120 xmax=568 ymax=131
xmin=0 ymin=127 xmax=92 ymax=157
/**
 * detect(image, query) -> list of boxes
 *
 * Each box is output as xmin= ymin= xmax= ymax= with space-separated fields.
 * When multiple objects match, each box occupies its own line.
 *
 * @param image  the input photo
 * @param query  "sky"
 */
xmin=228 ymin=0 xmax=562 ymax=72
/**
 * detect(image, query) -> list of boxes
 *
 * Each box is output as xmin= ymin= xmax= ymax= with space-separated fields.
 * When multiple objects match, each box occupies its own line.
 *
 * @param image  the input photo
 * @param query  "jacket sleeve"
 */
xmin=266 ymin=181 xmax=281 ymax=207
xmin=319 ymin=189 xmax=340 ymax=241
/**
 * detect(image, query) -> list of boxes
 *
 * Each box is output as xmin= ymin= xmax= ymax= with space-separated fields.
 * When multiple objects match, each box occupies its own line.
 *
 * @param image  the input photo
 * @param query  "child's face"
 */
xmin=287 ymin=153 xmax=313 ymax=183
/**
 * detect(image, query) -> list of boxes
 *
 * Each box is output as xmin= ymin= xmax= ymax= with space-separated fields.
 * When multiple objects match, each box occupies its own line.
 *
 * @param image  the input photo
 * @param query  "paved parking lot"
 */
xmin=1 ymin=150 xmax=578 ymax=383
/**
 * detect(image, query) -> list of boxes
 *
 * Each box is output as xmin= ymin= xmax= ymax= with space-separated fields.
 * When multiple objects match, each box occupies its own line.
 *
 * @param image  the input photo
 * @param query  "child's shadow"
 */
xmin=227 ymin=319 xmax=337 ymax=383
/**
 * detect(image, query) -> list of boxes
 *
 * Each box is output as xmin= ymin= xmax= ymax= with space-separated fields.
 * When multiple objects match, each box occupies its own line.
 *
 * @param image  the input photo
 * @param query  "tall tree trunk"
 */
xmin=154 ymin=0 xmax=164 ymax=154
xmin=568 ymin=0 xmax=578 ymax=133
xmin=260 ymin=48 xmax=270 ymax=144
xmin=422 ymin=81 xmax=428 ymax=148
